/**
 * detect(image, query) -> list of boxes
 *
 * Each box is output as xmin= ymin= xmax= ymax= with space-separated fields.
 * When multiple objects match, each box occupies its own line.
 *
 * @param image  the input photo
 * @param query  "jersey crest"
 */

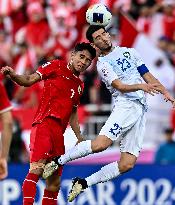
xmin=123 ymin=52 xmax=131 ymax=59
xmin=78 ymin=85 xmax=82 ymax=94
xmin=42 ymin=62 xmax=51 ymax=68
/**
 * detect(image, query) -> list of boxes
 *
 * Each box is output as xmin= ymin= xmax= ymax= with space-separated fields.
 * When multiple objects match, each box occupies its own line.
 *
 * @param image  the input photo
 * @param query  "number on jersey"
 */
xmin=116 ymin=58 xmax=131 ymax=72
xmin=42 ymin=62 xmax=51 ymax=68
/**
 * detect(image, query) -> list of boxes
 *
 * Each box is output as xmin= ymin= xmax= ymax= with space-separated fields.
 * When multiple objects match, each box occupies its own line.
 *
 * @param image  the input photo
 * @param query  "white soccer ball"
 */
xmin=86 ymin=4 xmax=112 ymax=27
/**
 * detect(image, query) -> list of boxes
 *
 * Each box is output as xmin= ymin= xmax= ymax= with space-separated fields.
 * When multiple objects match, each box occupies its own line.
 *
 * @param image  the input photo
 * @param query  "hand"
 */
xmin=1 ymin=66 xmax=15 ymax=76
xmin=75 ymin=135 xmax=85 ymax=145
xmin=0 ymin=158 xmax=8 ymax=180
xmin=140 ymin=83 xmax=161 ymax=96
xmin=163 ymin=91 xmax=175 ymax=108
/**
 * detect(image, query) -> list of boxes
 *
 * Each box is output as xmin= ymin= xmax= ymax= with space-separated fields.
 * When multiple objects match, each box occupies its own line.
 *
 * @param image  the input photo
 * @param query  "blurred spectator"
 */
xmin=157 ymin=36 xmax=170 ymax=51
xmin=0 ymin=30 xmax=12 ymax=66
xmin=129 ymin=0 xmax=156 ymax=20
xmin=12 ymin=84 xmax=42 ymax=108
xmin=46 ymin=1 xmax=78 ymax=59
xmin=15 ymin=2 xmax=50 ymax=57
xmin=9 ymin=1 xmax=28 ymax=41
xmin=154 ymin=128 xmax=175 ymax=164
xmin=12 ymin=78 xmax=43 ymax=108
xmin=13 ymin=42 xmax=37 ymax=74
xmin=161 ymin=1 xmax=175 ymax=41
xmin=136 ymin=5 xmax=153 ymax=34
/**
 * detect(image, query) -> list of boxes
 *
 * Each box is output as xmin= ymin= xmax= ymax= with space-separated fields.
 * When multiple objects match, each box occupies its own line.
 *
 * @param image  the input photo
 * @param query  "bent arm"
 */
xmin=112 ymin=79 xmax=142 ymax=93
xmin=1 ymin=66 xmax=41 ymax=87
xmin=10 ymin=72 xmax=40 ymax=87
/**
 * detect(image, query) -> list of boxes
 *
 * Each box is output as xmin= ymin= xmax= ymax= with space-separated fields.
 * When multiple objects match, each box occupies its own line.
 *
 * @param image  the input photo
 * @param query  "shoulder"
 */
xmin=159 ymin=143 xmax=168 ymax=149
xmin=41 ymin=59 xmax=67 ymax=69
xmin=115 ymin=46 xmax=136 ymax=58
xmin=117 ymin=46 xmax=131 ymax=52
xmin=120 ymin=47 xmax=136 ymax=54
xmin=97 ymin=60 xmax=110 ymax=72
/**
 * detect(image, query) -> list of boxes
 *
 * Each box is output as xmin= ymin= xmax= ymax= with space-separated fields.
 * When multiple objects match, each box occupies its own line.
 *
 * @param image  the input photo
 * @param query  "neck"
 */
xmin=101 ymin=46 xmax=115 ymax=57
xmin=68 ymin=63 xmax=80 ymax=77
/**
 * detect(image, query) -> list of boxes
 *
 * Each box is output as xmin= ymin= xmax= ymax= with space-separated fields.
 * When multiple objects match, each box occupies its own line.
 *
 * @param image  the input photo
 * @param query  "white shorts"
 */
xmin=99 ymin=99 xmax=146 ymax=157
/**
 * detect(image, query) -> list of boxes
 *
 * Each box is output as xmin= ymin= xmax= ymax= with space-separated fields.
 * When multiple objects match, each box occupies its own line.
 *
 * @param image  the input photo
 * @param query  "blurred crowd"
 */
xmin=1 ymin=0 xmax=175 ymax=107
xmin=1 ymin=0 xmax=175 ymax=163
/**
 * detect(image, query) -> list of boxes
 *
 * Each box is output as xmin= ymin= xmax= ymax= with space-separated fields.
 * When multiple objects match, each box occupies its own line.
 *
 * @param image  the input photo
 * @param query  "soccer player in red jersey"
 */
xmin=1 ymin=42 xmax=96 ymax=205
xmin=0 ymin=82 xmax=13 ymax=180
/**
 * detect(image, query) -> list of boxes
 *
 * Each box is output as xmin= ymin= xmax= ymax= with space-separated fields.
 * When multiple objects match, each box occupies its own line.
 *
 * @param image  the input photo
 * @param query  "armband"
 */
xmin=137 ymin=64 xmax=149 ymax=76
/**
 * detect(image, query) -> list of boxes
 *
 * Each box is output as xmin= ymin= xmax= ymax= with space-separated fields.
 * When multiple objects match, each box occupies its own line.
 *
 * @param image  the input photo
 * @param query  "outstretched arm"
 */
xmin=1 ymin=66 xmax=41 ymax=87
xmin=142 ymin=72 xmax=175 ymax=106
xmin=69 ymin=106 xmax=84 ymax=144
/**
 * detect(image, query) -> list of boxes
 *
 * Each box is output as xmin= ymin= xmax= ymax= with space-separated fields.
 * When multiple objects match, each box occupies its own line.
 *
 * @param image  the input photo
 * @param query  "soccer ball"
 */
xmin=86 ymin=4 xmax=112 ymax=27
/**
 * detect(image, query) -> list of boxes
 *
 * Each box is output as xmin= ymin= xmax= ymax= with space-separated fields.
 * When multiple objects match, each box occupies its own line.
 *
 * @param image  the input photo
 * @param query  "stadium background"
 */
xmin=1 ymin=0 xmax=175 ymax=204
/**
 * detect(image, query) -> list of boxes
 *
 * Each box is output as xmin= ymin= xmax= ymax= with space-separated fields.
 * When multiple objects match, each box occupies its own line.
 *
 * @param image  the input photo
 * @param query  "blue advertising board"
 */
xmin=0 ymin=164 xmax=175 ymax=205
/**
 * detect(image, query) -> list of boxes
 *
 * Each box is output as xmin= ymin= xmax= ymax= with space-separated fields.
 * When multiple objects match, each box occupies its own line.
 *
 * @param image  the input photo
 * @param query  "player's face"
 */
xmin=71 ymin=50 xmax=92 ymax=73
xmin=92 ymin=28 xmax=112 ymax=51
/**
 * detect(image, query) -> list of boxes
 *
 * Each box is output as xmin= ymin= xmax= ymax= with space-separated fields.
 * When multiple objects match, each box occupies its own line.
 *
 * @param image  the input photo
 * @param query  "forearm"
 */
xmin=9 ymin=73 xmax=32 ymax=87
xmin=112 ymin=81 xmax=142 ymax=93
xmin=1 ymin=66 xmax=40 ymax=86
xmin=70 ymin=120 xmax=82 ymax=137
xmin=142 ymin=72 xmax=167 ymax=94
xmin=69 ymin=108 xmax=82 ymax=138
xmin=120 ymin=83 xmax=143 ymax=93
xmin=147 ymin=78 xmax=166 ymax=94
xmin=70 ymin=116 xmax=81 ymax=137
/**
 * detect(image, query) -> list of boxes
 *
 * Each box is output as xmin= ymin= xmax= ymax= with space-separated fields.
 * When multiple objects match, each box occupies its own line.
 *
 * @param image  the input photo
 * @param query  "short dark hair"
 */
xmin=86 ymin=25 xmax=106 ymax=42
xmin=164 ymin=128 xmax=174 ymax=134
xmin=74 ymin=42 xmax=96 ymax=59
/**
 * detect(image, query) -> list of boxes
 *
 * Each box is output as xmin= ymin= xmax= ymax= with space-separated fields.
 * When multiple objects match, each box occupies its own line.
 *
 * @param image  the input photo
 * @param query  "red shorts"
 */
xmin=0 ymin=83 xmax=12 ymax=114
xmin=30 ymin=117 xmax=65 ymax=175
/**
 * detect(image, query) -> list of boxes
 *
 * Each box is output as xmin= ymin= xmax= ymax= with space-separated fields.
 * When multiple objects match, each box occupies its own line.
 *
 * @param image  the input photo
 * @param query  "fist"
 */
xmin=1 ymin=66 xmax=14 ymax=76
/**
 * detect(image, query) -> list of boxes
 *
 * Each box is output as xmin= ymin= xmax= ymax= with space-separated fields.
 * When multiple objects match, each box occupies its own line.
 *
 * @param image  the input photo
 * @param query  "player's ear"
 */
xmin=90 ymin=43 xmax=97 ymax=49
xmin=71 ymin=51 xmax=75 ymax=57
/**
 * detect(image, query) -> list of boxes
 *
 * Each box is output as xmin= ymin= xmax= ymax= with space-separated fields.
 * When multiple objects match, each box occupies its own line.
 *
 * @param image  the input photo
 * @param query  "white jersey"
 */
xmin=97 ymin=46 xmax=147 ymax=107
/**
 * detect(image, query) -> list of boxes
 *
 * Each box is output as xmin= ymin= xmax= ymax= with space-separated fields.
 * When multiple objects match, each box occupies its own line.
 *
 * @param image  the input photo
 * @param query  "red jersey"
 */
xmin=0 ymin=82 xmax=13 ymax=114
xmin=163 ymin=15 xmax=175 ymax=41
xmin=33 ymin=60 xmax=84 ymax=130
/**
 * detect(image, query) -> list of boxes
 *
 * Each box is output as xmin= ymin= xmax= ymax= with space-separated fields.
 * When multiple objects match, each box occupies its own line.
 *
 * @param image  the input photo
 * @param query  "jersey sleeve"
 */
xmin=131 ymin=48 xmax=149 ymax=76
xmin=36 ymin=60 xmax=58 ymax=80
xmin=97 ymin=61 xmax=119 ymax=85
xmin=131 ymin=48 xmax=145 ymax=67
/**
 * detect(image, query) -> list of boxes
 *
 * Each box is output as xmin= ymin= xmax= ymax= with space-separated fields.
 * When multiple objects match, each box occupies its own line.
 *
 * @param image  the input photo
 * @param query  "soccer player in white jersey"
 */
xmin=43 ymin=25 xmax=175 ymax=202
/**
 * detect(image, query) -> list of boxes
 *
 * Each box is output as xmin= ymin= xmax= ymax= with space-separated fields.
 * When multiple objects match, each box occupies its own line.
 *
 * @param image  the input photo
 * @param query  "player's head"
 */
xmin=70 ymin=42 xmax=96 ymax=73
xmin=86 ymin=25 xmax=112 ymax=52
